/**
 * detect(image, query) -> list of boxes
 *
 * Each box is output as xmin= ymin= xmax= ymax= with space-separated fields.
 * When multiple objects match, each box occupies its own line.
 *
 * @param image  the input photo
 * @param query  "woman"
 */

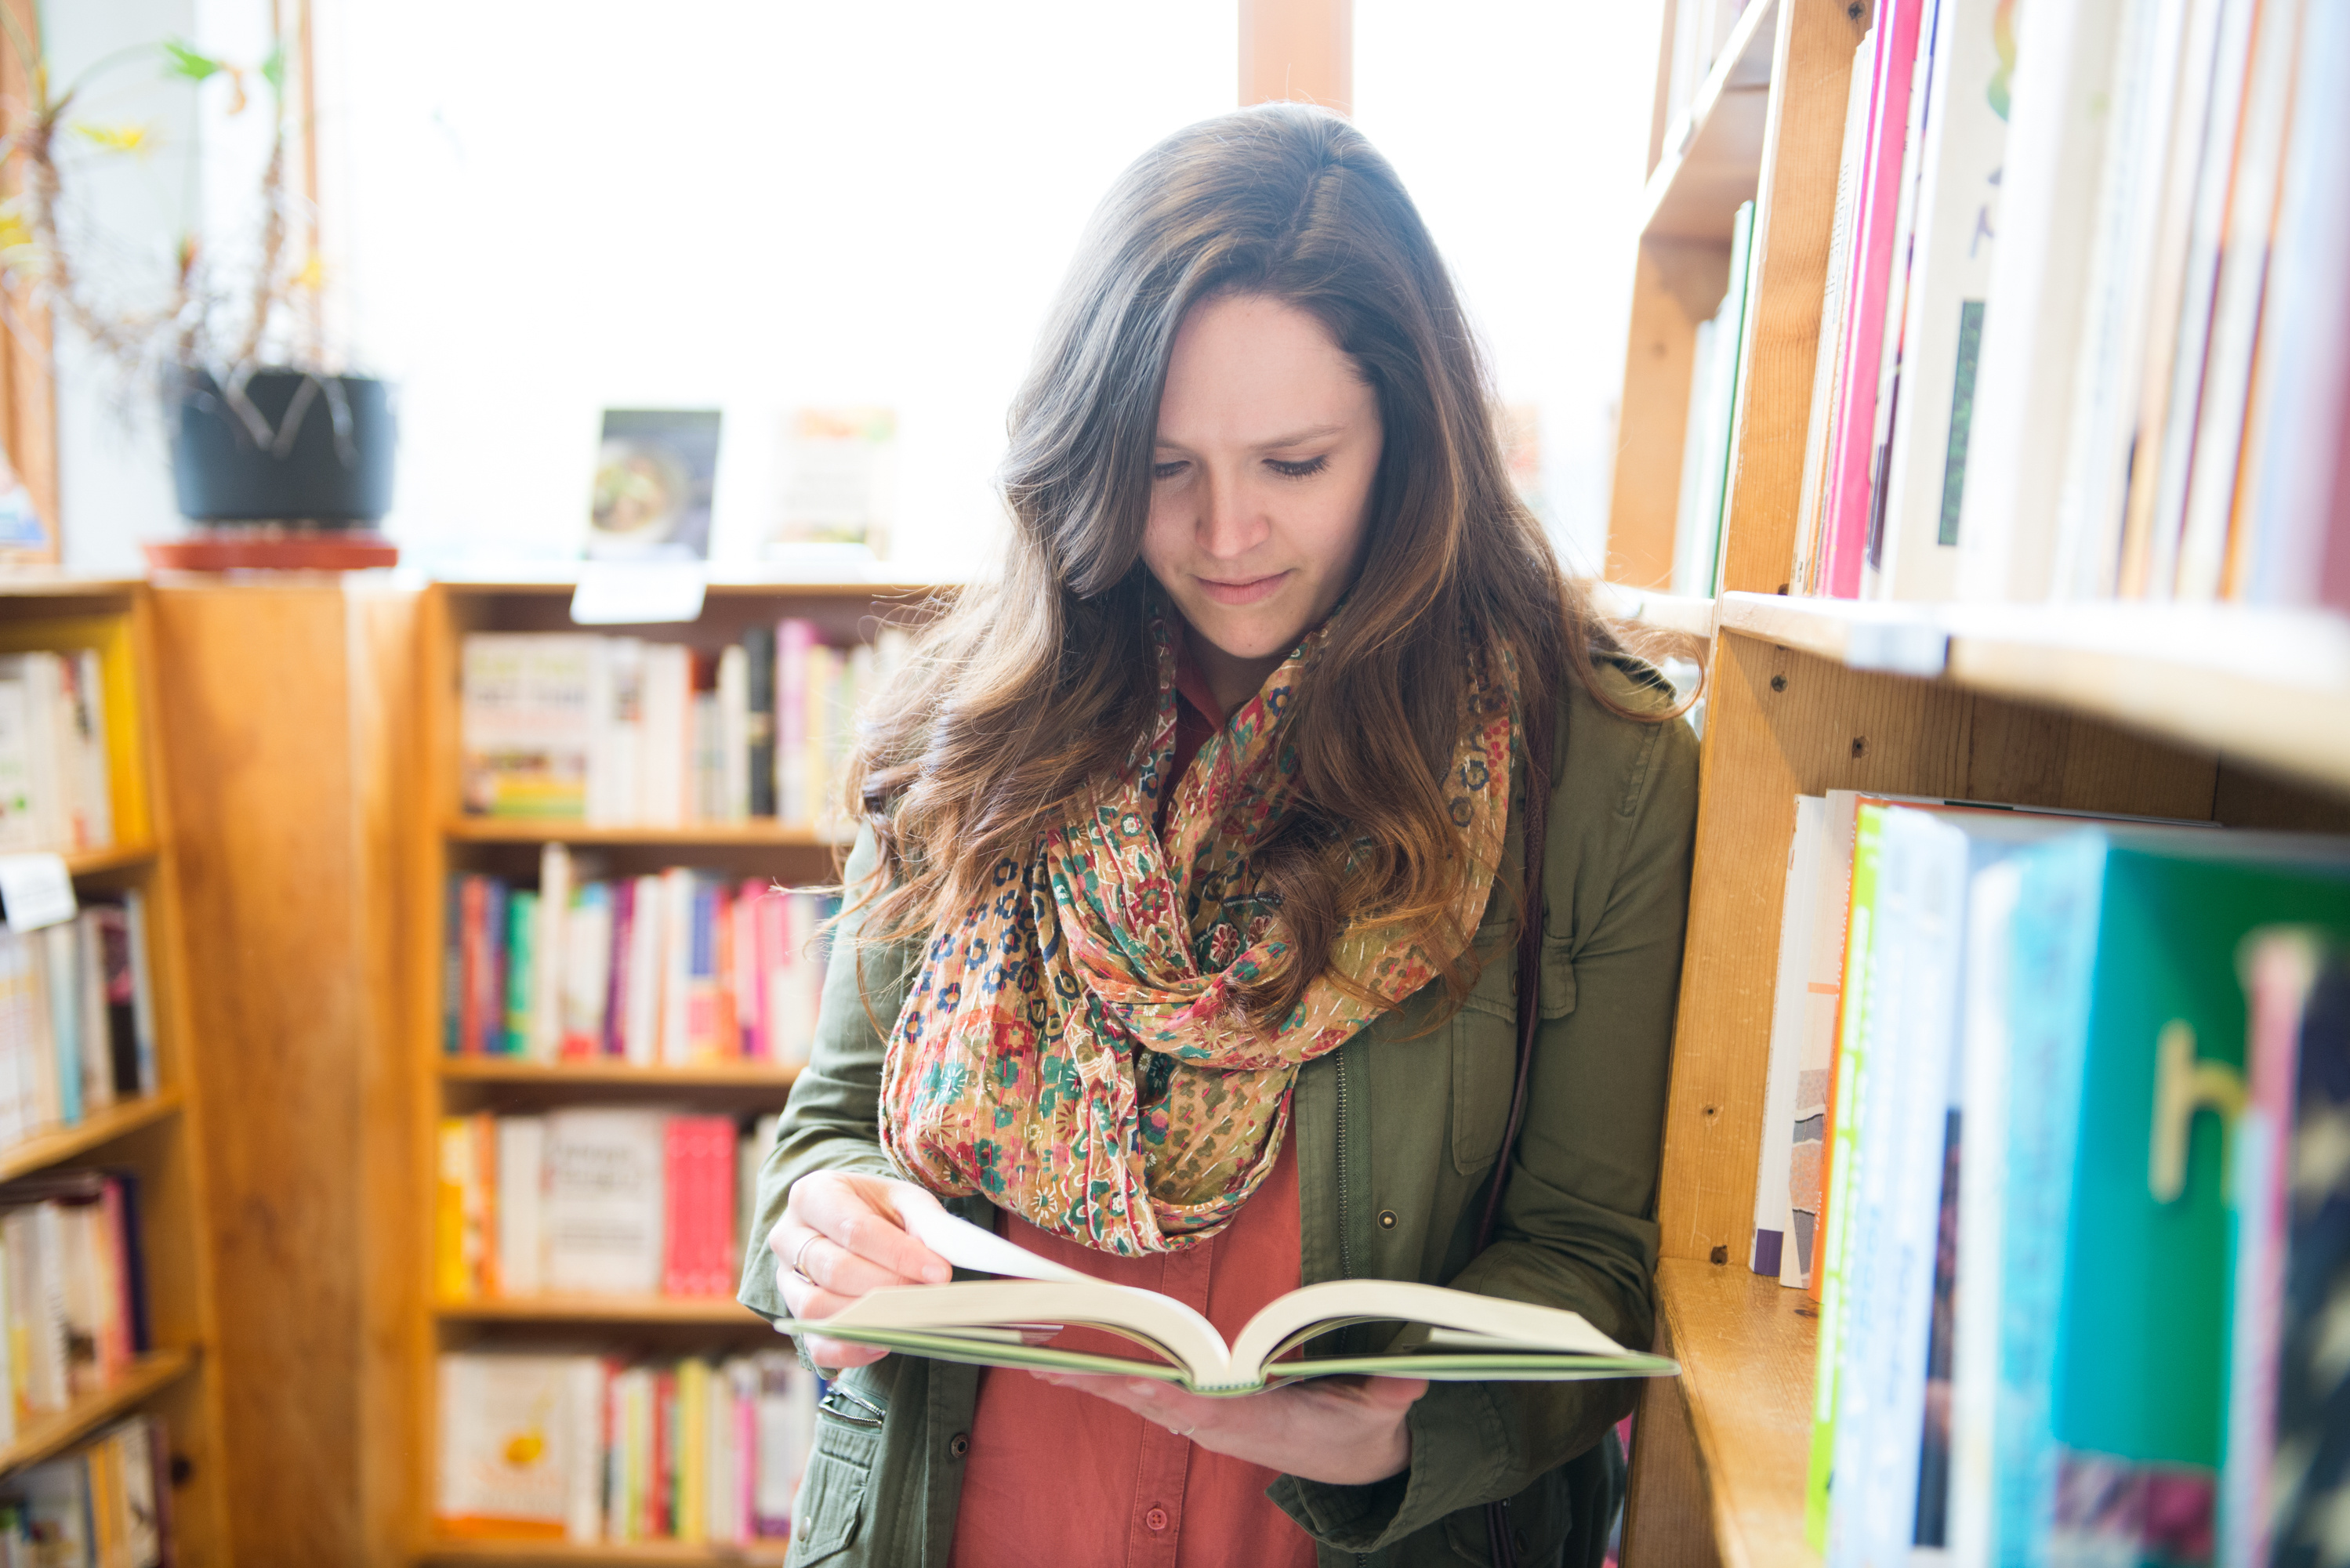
xmin=738 ymin=103 xmax=1697 ymax=1568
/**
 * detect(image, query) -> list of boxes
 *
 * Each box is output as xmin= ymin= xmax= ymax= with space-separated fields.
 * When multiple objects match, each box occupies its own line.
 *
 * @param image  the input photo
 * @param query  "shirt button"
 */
xmin=948 ymin=1432 xmax=970 ymax=1459
xmin=1145 ymin=1505 xmax=1170 ymax=1532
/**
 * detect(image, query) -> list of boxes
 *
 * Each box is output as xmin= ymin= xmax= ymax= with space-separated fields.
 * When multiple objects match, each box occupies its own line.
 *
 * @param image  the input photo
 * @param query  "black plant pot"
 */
xmin=165 ymin=368 xmax=396 ymax=523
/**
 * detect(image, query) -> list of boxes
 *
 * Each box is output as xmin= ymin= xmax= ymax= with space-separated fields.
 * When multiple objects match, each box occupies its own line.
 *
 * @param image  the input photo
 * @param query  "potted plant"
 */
xmin=2 ymin=22 xmax=397 ymax=568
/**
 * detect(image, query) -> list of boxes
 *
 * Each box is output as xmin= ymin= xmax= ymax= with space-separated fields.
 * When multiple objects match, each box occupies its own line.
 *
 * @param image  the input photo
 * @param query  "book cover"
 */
xmin=560 ymin=881 xmax=612 ymax=1061
xmin=1999 ymin=835 xmax=2350 ymax=1564
xmin=1818 ymin=0 xmax=1928 ymax=598
xmin=532 ymin=843 xmax=571 ymax=1063
xmin=742 ymin=627 xmax=776 ymax=819
xmin=602 ymin=878 xmax=635 ymax=1060
xmin=495 ymin=1117 xmax=546 ymax=1298
xmin=1753 ymin=795 xmax=1825 ymax=1279
xmin=588 ymin=409 xmax=719 ymax=562
xmin=2221 ymin=932 xmax=2350 ymax=1566
xmin=459 ymin=635 xmax=598 ymax=819
xmin=436 ymin=1353 xmax=600 ymax=1538
xmin=543 ymin=1109 xmax=665 ymax=1296
xmin=1952 ymin=0 xmax=2134 ymax=601
xmin=775 ymin=622 xmax=815 ymax=827
xmin=502 ymin=890 xmax=539 ymax=1059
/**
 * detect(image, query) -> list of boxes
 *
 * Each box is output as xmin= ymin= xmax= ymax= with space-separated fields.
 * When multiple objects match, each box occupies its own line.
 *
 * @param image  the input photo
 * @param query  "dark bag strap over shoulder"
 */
xmin=1474 ymin=686 xmax=1554 ymax=1568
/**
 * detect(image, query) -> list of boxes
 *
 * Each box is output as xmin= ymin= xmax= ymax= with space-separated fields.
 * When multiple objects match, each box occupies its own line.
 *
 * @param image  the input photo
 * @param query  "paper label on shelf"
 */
xmin=0 ymin=853 xmax=78 ymax=932
xmin=568 ymin=560 xmax=709 ymax=625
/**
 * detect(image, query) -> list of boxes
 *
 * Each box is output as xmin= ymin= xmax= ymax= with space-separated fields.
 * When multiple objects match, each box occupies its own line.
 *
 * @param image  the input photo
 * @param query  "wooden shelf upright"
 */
xmin=0 ymin=578 xmax=233 ymax=1561
xmin=1601 ymin=6 xmax=2350 ymax=1565
xmin=391 ymin=578 xmax=946 ymax=1566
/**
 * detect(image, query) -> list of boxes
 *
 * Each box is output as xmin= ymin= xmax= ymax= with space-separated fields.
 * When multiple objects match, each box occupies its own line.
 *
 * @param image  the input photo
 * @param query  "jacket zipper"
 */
xmin=1334 ymin=1045 xmax=1355 ymax=1283
xmin=1334 ymin=1048 xmax=1373 ymax=1568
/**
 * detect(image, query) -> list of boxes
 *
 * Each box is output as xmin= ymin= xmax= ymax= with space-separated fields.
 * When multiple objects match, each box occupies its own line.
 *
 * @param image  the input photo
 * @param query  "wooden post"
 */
xmin=1238 ymin=0 xmax=1352 ymax=116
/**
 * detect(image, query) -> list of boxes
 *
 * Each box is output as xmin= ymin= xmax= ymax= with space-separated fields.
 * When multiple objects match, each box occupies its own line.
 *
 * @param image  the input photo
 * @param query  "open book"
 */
xmin=778 ymin=1200 xmax=1679 ymax=1396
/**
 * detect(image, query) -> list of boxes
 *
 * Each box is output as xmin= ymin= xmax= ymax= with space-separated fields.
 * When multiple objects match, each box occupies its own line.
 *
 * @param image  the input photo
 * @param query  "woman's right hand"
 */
xmin=770 ymin=1169 xmax=955 ymax=1370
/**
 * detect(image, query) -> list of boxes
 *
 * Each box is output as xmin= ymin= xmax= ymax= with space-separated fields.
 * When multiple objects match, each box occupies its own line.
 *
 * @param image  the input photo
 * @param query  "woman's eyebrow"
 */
xmin=1253 ymin=423 xmax=1347 ymax=450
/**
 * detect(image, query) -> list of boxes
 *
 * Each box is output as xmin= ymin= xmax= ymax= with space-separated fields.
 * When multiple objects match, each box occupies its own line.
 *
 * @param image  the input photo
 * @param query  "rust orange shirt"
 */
xmin=949 ymin=629 xmax=1317 ymax=1568
xmin=945 ymin=1139 xmax=1318 ymax=1568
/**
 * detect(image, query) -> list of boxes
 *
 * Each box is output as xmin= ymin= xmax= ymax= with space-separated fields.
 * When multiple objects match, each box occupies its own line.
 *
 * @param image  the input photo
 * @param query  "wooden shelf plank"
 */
xmin=1711 ymin=592 xmax=2350 ymax=794
xmin=445 ymin=820 xmax=845 ymax=849
xmin=430 ymin=572 xmax=946 ymax=601
xmin=440 ymin=1060 xmax=800 ymax=1089
xmin=62 ymin=842 xmax=159 ymax=877
xmin=423 ymin=1538 xmax=788 ymax=1564
xmin=434 ymin=1296 xmax=765 ymax=1325
xmin=0 ymin=574 xmax=147 ymax=599
xmin=1641 ymin=0 xmax=1780 ymax=241
xmin=0 ymin=1347 xmax=197 ymax=1476
xmin=1654 ymin=1258 xmax=1819 ymax=1568
xmin=0 ymin=1093 xmax=182 ymax=1186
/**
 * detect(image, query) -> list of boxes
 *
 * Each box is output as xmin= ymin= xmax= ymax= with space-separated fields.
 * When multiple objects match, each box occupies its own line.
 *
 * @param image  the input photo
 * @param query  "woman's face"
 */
xmin=1141 ymin=293 xmax=1383 ymax=687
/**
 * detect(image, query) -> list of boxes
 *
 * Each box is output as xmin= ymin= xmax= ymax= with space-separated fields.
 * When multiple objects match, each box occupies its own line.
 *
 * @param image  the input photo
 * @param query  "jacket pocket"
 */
xmin=1450 ymin=994 xmax=1517 ymax=1175
xmin=789 ymin=1411 xmax=883 ymax=1565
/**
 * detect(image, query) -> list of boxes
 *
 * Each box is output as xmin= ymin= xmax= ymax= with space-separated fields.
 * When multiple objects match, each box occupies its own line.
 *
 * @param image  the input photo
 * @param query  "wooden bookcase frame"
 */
xmin=390 ymin=579 xmax=944 ymax=1567
xmin=1604 ymin=5 xmax=2350 ymax=1563
xmin=0 ymin=578 xmax=232 ymax=1561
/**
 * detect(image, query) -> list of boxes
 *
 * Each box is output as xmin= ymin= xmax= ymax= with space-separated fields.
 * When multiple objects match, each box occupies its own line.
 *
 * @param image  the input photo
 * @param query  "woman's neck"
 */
xmin=1187 ymin=635 xmax=1285 ymax=718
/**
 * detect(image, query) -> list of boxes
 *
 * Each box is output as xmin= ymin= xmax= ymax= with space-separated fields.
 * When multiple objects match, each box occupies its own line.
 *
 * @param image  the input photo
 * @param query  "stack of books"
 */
xmin=442 ymin=845 xmax=832 ymax=1067
xmin=436 ymin=1109 xmax=779 ymax=1302
xmin=0 ymin=1169 xmax=151 ymax=1443
xmin=0 ymin=650 xmax=114 ymax=855
xmin=0 ymin=1414 xmax=170 ymax=1566
xmin=1743 ymin=0 xmax=2348 ymax=607
xmin=1741 ymin=795 xmax=2350 ymax=1559
xmin=0 ymin=900 xmax=158 ymax=1150
xmin=434 ymin=1349 xmax=814 ymax=1546
xmin=459 ymin=622 xmax=909 ymax=837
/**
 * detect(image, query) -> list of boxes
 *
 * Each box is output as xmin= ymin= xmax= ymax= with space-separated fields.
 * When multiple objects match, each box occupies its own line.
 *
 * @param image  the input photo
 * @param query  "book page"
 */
xmin=1228 ymin=1279 xmax=1633 ymax=1379
xmin=889 ymin=1198 xmax=1091 ymax=1285
xmin=805 ymin=1279 xmax=1233 ymax=1385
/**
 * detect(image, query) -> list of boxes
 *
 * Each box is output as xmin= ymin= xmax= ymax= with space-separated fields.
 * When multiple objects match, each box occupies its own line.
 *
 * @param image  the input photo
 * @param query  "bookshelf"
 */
xmin=1603 ymin=4 xmax=2350 ymax=1563
xmin=393 ymin=578 xmax=943 ymax=1565
xmin=0 ymin=579 xmax=232 ymax=1562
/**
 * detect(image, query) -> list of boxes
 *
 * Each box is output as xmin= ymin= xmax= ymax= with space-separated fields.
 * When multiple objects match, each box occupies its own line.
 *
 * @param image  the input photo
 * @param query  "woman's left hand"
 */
xmin=1029 ymin=1370 xmax=1427 ymax=1487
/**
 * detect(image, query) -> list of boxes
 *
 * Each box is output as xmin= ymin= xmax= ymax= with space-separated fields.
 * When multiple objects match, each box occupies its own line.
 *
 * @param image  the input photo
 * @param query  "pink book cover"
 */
xmin=775 ymin=621 xmax=816 ymax=825
xmin=1819 ymin=0 xmax=1927 ymax=598
xmin=734 ymin=879 xmax=766 ymax=1061
xmin=756 ymin=889 xmax=789 ymax=1066
xmin=99 ymin=1176 xmax=130 ymax=1377
xmin=709 ymin=1117 xmax=738 ymax=1296
xmin=661 ymin=1117 xmax=692 ymax=1298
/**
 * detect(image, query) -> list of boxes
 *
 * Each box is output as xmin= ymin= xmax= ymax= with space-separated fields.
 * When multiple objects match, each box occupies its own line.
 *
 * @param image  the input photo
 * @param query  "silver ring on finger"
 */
xmin=792 ymin=1232 xmax=824 ymax=1284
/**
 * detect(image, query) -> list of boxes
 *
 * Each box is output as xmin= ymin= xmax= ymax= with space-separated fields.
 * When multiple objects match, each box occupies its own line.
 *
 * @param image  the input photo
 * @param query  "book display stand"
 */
xmin=1605 ymin=3 xmax=2350 ymax=1563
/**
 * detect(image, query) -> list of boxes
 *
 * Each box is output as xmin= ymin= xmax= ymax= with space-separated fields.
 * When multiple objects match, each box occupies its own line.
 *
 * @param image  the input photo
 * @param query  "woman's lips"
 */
xmin=1195 ymin=570 xmax=1291 ymax=606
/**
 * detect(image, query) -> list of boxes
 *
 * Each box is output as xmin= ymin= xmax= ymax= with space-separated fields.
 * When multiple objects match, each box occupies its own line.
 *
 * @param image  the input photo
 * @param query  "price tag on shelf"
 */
xmin=0 ymin=853 xmax=77 ymax=932
xmin=569 ymin=559 xmax=709 ymax=625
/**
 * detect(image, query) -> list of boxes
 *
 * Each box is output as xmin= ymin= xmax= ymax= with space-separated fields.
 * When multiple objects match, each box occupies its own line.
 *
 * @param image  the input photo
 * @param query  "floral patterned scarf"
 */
xmin=879 ymin=608 xmax=1517 ymax=1255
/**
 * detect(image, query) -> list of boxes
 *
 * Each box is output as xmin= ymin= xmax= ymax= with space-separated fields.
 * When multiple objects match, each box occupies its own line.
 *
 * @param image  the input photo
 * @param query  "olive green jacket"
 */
xmin=738 ymin=654 xmax=1699 ymax=1567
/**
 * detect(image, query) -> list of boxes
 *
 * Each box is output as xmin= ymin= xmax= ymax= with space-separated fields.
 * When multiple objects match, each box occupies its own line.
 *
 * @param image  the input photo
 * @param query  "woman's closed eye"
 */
xmin=1265 ymin=454 xmax=1329 ymax=479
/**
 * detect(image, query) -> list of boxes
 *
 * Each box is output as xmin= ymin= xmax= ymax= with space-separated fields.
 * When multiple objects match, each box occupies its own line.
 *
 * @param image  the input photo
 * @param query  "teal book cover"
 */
xmin=2004 ymin=833 xmax=2350 ymax=1566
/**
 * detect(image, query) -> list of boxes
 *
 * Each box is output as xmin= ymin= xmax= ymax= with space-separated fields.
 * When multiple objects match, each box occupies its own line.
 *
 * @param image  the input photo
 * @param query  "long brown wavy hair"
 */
xmin=847 ymin=103 xmax=1662 ymax=1026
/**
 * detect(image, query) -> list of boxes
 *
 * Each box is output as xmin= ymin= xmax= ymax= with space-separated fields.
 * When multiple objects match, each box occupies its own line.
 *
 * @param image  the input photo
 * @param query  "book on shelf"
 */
xmin=1764 ymin=0 xmax=2350 ymax=611
xmin=0 ymin=1168 xmax=153 ymax=1446
xmin=442 ymin=844 xmax=832 ymax=1068
xmin=0 ymin=1414 xmax=171 ymax=1567
xmin=1770 ymin=806 xmax=2350 ymax=1562
xmin=2222 ymin=929 xmax=2350 ymax=1566
xmin=435 ymin=1349 xmax=813 ymax=1546
xmin=0 ymin=649 xmax=114 ymax=856
xmin=1670 ymin=199 xmax=1757 ymax=599
xmin=438 ymin=1108 xmax=781 ymax=1303
xmin=780 ymin=1200 xmax=1676 ymax=1396
xmin=0 ymin=896 xmax=158 ymax=1152
xmin=460 ymin=621 xmax=909 ymax=834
